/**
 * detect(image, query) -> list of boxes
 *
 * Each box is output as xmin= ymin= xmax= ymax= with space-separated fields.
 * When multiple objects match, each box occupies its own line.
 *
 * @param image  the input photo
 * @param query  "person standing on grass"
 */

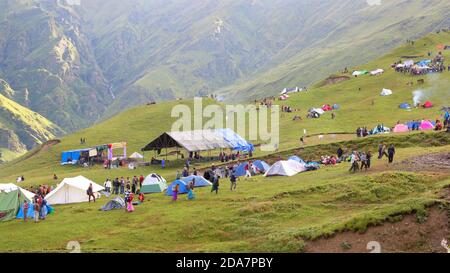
xmin=230 ymin=172 xmax=237 ymax=191
xmin=172 ymin=184 xmax=180 ymax=201
xmin=366 ymin=151 xmax=372 ymax=169
xmin=33 ymin=198 xmax=40 ymax=223
xmin=388 ymin=144 xmax=396 ymax=164
xmin=360 ymin=152 xmax=368 ymax=171
xmin=193 ymin=168 xmax=198 ymax=176
xmin=120 ymin=177 xmax=125 ymax=194
xmin=23 ymin=200 xmax=29 ymax=222
xmin=104 ymin=178 xmax=111 ymax=193
xmin=244 ymin=163 xmax=251 ymax=178
xmin=349 ymin=151 xmax=359 ymax=173
xmin=211 ymin=174 xmax=219 ymax=194
xmin=87 ymin=183 xmax=96 ymax=202
xmin=139 ymin=175 xmax=144 ymax=189
xmin=131 ymin=176 xmax=137 ymax=194
xmin=39 ymin=197 xmax=47 ymax=220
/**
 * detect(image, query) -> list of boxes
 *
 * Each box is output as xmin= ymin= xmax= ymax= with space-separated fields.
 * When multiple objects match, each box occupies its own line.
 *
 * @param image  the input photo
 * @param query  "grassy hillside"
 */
xmin=0 ymin=86 xmax=63 ymax=162
xmin=0 ymin=32 xmax=450 ymax=252
xmin=220 ymin=0 xmax=450 ymax=101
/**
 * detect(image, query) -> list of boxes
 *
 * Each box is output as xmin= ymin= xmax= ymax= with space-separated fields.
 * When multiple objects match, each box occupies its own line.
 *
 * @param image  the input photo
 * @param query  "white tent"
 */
xmin=265 ymin=161 xmax=302 ymax=177
xmin=45 ymin=176 xmax=104 ymax=205
xmin=286 ymin=160 xmax=307 ymax=173
xmin=0 ymin=183 xmax=35 ymax=201
xmin=380 ymin=88 xmax=393 ymax=96
xmin=312 ymin=108 xmax=325 ymax=115
xmin=129 ymin=152 xmax=144 ymax=159
xmin=370 ymin=69 xmax=384 ymax=75
xmin=403 ymin=60 xmax=414 ymax=67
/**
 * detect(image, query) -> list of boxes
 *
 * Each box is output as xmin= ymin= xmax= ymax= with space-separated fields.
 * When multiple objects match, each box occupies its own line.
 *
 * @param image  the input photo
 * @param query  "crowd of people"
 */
xmin=393 ymin=52 xmax=447 ymax=76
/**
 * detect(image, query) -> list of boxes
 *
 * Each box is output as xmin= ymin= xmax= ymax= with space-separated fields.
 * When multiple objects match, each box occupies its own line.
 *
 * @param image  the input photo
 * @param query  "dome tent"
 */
xmin=180 ymin=175 xmax=212 ymax=187
xmin=253 ymin=160 xmax=271 ymax=173
xmin=166 ymin=180 xmax=189 ymax=196
xmin=399 ymin=103 xmax=411 ymax=109
xmin=419 ymin=120 xmax=434 ymax=130
xmin=393 ymin=124 xmax=409 ymax=133
xmin=141 ymin=173 xmax=167 ymax=194
xmin=423 ymin=101 xmax=433 ymax=108
xmin=380 ymin=88 xmax=393 ymax=96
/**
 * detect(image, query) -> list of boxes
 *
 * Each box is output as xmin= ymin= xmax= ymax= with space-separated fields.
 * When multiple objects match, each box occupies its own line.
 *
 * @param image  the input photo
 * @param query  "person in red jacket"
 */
xmin=139 ymin=175 xmax=144 ymax=189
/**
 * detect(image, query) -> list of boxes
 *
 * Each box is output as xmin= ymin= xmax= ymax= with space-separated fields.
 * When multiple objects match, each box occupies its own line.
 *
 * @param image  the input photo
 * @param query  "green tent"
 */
xmin=140 ymin=174 xmax=167 ymax=194
xmin=0 ymin=188 xmax=27 ymax=222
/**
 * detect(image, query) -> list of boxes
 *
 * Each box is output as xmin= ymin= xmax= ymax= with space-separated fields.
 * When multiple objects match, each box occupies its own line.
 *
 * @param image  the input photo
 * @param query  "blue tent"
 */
xmin=253 ymin=160 xmax=271 ymax=172
xmin=61 ymin=148 xmax=91 ymax=165
xmin=288 ymin=156 xmax=306 ymax=164
xmin=399 ymin=103 xmax=411 ymax=109
xmin=166 ymin=180 xmax=189 ymax=196
xmin=332 ymin=104 xmax=340 ymax=110
xmin=16 ymin=203 xmax=53 ymax=219
xmin=416 ymin=60 xmax=431 ymax=67
xmin=180 ymin=175 xmax=212 ymax=187
xmin=234 ymin=162 xmax=249 ymax=177
xmin=407 ymin=121 xmax=421 ymax=130
xmin=216 ymin=129 xmax=254 ymax=152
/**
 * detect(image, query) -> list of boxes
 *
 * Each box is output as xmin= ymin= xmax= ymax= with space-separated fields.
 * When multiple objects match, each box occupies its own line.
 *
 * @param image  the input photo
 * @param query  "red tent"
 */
xmin=322 ymin=104 xmax=332 ymax=111
xmin=423 ymin=101 xmax=433 ymax=108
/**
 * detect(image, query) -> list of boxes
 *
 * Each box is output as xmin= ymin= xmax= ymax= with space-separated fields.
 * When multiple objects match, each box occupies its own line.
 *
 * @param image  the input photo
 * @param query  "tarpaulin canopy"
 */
xmin=142 ymin=129 xmax=254 ymax=152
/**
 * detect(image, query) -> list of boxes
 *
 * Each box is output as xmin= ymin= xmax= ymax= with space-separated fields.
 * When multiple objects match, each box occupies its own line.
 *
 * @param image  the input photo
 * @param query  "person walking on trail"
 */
xmin=230 ymin=172 xmax=237 ymax=191
xmin=172 ymin=184 xmax=180 ymax=201
xmin=211 ymin=175 xmax=219 ymax=194
xmin=87 ymin=183 xmax=96 ymax=202
xmin=360 ymin=152 xmax=368 ymax=171
xmin=388 ymin=144 xmax=396 ymax=163
xmin=349 ymin=151 xmax=359 ymax=173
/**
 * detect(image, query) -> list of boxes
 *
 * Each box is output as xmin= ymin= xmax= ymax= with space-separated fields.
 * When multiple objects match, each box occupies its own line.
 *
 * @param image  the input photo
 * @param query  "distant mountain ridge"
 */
xmin=0 ymin=0 xmax=449 ymax=127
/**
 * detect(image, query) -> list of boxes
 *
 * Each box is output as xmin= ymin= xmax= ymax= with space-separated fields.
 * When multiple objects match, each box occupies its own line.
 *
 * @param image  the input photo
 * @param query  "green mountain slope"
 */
xmin=0 ymin=79 xmax=64 ymax=162
xmin=3 ymin=0 xmax=450 ymax=128
xmin=0 ymin=0 xmax=110 ymax=131
xmin=0 ymin=31 xmax=448 ymax=179
xmin=220 ymin=0 xmax=450 ymax=101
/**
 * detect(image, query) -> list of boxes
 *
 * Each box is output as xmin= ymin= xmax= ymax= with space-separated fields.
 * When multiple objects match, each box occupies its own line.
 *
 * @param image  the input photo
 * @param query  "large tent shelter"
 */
xmin=0 ymin=184 xmax=34 ymax=222
xmin=45 ymin=176 xmax=104 ymax=205
xmin=141 ymin=129 xmax=254 ymax=158
xmin=140 ymin=174 xmax=167 ymax=194
xmin=61 ymin=142 xmax=127 ymax=165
